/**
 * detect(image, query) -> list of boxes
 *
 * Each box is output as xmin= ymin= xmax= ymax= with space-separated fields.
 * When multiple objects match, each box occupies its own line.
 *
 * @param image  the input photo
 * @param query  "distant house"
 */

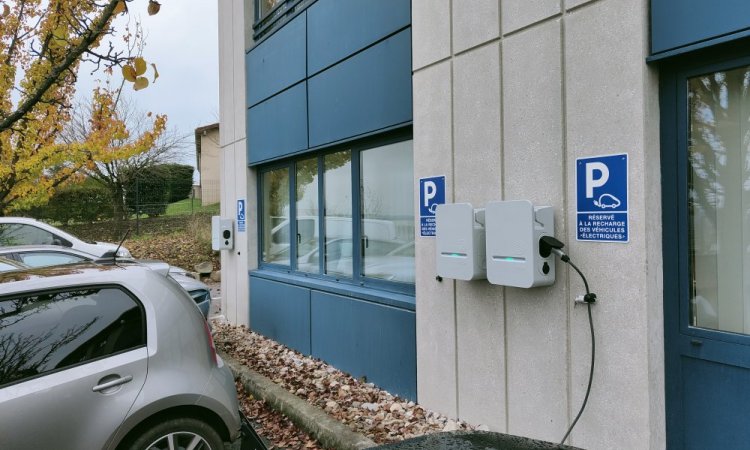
xmin=195 ymin=123 xmax=220 ymax=205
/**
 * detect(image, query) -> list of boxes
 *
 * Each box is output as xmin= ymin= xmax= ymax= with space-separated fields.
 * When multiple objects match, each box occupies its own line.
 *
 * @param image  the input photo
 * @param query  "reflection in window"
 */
xmin=296 ymin=158 xmax=319 ymax=273
xmin=257 ymin=0 xmax=284 ymax=19
xmin=262 ymin=167 xmax=290 ymax=265
xmin=324 ymin=151 xmax=353 ymax=277
xmin=361 ymin=141 xmax=415 ymax=283
xmin=20 ymin=253 xmax=86 ymax=268
xmin=0 ymin=288 xmax=144 ymax=387
xmin=688 ymin=66 xmax=750 ymax=334
xmin=0 ymin=224 xmax=56 ymax=246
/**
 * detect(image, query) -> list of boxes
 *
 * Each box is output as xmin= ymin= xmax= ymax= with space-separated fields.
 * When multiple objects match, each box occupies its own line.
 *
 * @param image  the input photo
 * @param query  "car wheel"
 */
xmin=126 ymin=417 xmax=223 ymax=450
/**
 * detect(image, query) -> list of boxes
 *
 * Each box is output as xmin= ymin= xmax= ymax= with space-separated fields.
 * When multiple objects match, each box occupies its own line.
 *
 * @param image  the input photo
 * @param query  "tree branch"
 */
xmin=0 ymin=0 xmax=120 ymax=133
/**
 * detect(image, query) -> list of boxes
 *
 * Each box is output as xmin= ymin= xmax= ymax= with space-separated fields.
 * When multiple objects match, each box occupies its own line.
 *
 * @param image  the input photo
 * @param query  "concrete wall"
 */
xmin=199 ymin=127 xmax=221 ymax=205
xmin=412 ymin=0 xmax=664 ymax=448
xmin=218 ymin=0 xmax=254 ymax=327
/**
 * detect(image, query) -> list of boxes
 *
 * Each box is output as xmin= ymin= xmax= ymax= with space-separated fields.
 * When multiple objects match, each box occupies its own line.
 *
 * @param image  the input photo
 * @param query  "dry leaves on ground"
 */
xmin=125 ymin=232 xmax=218 ymax=273
xmin=213 ymin=322 xmax=474 ymax=445
xmin=237 ymin=381 xmax=328 ymax=450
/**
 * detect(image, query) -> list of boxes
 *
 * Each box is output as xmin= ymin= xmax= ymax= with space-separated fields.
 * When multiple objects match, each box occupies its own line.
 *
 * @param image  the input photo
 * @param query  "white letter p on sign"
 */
xmin=585 ymin=162 xmax=609 ymax=198
xmin=423 ymin=181 xmax=437 ymax=207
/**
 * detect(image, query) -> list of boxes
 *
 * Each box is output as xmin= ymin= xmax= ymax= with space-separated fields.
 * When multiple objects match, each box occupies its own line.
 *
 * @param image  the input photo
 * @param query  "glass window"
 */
xmin=262 ymin=167 xmax=290 ymax=265
xmin=688 ymin=66 xmax=750 ymax=334
xmin=256 ymin=0 xmax=284 ymax=20
xmin=296 ymin=158 xmax=319 ymax=273
xmin=0 ymin=224 xmax=56 ymax=246
xmin=361 ymin=141 xmax=415 ymax=283
xmin=258 ymin=136 xmax=414 ymax=291
xmin=18 ymin=252 xmax=87 ymax=268
xmin=324 ymin=151 xmax=353 ymax=278
xmin=0 ymin=288 xmax=145 ymax=387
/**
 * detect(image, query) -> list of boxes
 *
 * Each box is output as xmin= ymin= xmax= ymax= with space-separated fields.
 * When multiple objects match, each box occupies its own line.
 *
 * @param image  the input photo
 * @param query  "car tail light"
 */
xmin=202 ymin=319 xmax=219 ymax=366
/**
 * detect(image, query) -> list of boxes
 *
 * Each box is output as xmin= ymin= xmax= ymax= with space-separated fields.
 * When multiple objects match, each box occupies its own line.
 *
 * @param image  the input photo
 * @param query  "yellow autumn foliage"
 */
xmin=0 ymin=0 xmax=164 ymax=213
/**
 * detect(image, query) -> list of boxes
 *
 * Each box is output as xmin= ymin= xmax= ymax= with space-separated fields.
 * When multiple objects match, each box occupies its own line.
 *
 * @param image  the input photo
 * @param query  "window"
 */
xmin=688 ymin=65 xmax=750 ymax=334
xmin=17 ymin=252 xmax=87 ymax=268
xmin=0 ymin=224 xmax=56 ymax=246
xmin=0 ymin=287 xmax=145 ymax=387
xmin=262 ymin=167 xmax=290 ymax=265
xmin=256 ymin=0 xmax=284 ymax=20
xmin=259 ymin=136 xmax=415 ymax=292
xmin=296 ymin=158 xmax=319 ymax=273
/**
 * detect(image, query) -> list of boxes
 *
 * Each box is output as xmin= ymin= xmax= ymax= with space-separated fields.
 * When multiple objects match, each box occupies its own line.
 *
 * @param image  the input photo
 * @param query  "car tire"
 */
xmin=125 ymin=417 xmax=224 ymax=450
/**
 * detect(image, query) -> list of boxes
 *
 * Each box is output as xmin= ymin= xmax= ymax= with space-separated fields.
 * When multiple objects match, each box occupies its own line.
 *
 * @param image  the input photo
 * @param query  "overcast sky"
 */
xmin=76 ymin=0 xmax=220 ymax=178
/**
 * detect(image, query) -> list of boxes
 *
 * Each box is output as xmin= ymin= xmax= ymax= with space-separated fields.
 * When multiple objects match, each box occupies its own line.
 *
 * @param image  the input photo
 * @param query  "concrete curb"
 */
xmin=220 ymin=350 xmax=378 ymax=450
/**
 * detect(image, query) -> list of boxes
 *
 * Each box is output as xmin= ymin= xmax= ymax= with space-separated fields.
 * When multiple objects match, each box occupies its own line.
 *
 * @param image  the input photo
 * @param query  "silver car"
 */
xmin=0 ymin=216 xmax=132 ymax=258
xmin=0 ymin=245 xmax=213 ymax=318
xmin=0 ymin=263 xmax=250 ymax=450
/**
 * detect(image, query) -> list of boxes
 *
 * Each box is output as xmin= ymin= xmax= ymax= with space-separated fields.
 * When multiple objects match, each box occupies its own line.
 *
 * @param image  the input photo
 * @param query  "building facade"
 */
xmin=217 ymin=0 xmax=750 ymax=448
xmin=196 ymin=123 xmax=221 ymax=205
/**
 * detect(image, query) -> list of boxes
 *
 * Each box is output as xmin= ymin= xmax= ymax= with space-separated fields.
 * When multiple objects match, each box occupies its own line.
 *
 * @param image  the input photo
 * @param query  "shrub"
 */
xmin=26 ymin=180 xmax=113 ymax=224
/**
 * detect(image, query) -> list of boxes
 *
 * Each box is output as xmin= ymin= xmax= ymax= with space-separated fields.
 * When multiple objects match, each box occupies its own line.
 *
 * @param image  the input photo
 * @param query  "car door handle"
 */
xmin=93 ymin=375 xmax=133 ymax=392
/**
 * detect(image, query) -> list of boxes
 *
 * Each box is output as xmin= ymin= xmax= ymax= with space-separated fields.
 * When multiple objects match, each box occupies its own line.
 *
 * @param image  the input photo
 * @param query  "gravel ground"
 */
xmin=212 ymin=322 xmax=475 ymax=447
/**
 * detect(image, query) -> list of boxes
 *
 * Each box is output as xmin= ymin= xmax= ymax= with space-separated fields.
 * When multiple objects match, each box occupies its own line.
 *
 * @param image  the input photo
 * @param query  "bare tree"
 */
xmin=62 ymin=94 xmax=190 ymax=221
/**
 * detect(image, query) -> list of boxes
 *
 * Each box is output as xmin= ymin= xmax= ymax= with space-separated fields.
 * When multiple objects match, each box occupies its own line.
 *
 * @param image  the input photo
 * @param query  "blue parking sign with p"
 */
xmin=576 ymin=154 xmax=628 ymax=242
xmin=237 ymin=199 xmax=246 ymax=233
xmin=419 ymin=176 xmax=445 ymax=237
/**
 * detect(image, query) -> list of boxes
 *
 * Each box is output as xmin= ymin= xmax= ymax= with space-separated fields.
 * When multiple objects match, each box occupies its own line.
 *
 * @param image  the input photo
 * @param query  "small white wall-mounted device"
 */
xmin=485 ymin=200 xmax=555 ymax=288
xmin=435 ymin=203 xmax=486 ymax=280
xmin=211 ymin=216 xmax=234 ymax=251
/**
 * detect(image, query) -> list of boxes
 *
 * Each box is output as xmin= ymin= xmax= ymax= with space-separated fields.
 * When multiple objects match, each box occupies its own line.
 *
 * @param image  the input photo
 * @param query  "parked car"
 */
xmin=0 ymin=217 xmax=132 ymax=258
xmin=0 ymin=246 xmax=213 ymax=318
xmin=0 ymin=263 xmax=256 ymax=450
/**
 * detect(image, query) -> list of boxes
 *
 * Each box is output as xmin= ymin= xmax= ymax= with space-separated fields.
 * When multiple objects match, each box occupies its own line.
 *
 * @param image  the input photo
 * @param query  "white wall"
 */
xmin=412 ymin=0 xmax=664 ymax=448
xmin=217 ymin=0 xmax=254 ymax=326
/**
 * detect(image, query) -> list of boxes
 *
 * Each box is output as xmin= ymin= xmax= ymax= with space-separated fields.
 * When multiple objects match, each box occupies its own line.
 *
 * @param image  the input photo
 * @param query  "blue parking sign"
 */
xmin=237 ymin=199 xmax=246 ymax=233
xmin=576 ymin=154 xmax=628 ymax=243
xmin=419 ymin=176 xmax=445 ymax=237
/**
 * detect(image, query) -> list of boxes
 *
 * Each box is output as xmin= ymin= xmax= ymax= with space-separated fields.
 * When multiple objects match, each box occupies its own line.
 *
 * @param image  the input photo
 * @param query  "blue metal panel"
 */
xmin=249 ymin=276 xmax=311 ymax=355
xmin=681 ymin=356 xmax=750 ymax=449
xmin=307 ymin=0 xmax=410 ymax=75
xmin=247 ymin=12 xmax=306 ymax=107
xmin=308 ymin=29 xmax=412 ymax=148
xmin=652 ymin=0 xmax=750 ymax=55
xmin=248 ymin=82 xmax=308 ymax=165
xmin=310 ymin=291 xmax=416 ymax=400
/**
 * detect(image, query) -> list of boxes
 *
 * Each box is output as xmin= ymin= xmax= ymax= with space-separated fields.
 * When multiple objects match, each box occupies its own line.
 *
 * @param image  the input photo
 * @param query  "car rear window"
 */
xmin=0 ymin=287 xmax=145 ymax=388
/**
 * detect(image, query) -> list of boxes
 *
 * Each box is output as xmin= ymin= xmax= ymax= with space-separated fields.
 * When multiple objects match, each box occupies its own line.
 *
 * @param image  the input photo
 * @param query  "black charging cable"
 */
xmin=539 ymin=236 xmax=596 ymax=446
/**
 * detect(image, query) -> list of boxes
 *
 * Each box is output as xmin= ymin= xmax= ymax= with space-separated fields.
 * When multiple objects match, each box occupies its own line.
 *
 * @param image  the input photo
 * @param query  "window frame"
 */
xmin=0 ymin=285 xmax=147 ymax=388
xmin=256 ymin=131 xmax=415 ymax=295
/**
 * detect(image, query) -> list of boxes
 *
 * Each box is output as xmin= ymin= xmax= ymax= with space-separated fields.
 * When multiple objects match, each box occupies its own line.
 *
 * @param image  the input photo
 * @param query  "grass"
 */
xmin=165 ymin=198 xmax=220 ymax=216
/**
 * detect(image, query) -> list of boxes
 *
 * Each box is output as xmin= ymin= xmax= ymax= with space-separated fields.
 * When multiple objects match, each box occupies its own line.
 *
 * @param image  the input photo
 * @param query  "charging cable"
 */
xmin=539 ymin=236 xmax=596 ymax=445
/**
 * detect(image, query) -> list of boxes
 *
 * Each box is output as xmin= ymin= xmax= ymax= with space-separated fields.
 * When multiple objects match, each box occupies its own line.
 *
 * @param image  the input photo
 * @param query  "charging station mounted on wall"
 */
xmin=435 ymin=203 xmax=486 ymax=281
xmin=435 ymin=200 xmax=555 ymax=288
xmin=211 ymin=216 xmax=234 ymax=251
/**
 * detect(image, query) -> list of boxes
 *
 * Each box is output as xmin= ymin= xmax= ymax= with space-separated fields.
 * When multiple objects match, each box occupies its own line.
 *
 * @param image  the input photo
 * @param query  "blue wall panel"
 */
xmin=247 ymin=12 xmax=307 ymax=107
xmin=248 ymin=82 xmax=308 ymax=164
xmin=308 ymin=29 xmax=412 ymax=148
xmin=310 ymin=291 xmax=416 ymax=400
xmin=250 ymin=276 xmax=311 ymax=355
xmin=652 ymin=0 xmax=750 ymax=55
xmin=307 ymin=0 xmax=410 ymax=75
